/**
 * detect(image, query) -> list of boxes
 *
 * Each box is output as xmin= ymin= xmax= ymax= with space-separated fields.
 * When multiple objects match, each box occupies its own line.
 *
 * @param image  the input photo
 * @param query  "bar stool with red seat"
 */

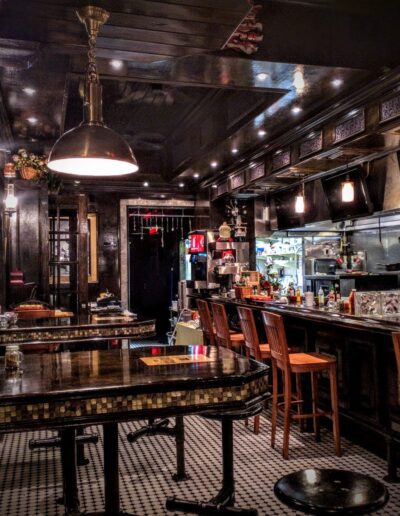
xmin=211 ymin=302 xmax=244 ymax=352
xmin=196 ymin=299 xmax=215 ymax=346
xmin=237 ymin=306 xmax=270 ymax=434
xmin=262 ymin=310 xmax=341 ymax=459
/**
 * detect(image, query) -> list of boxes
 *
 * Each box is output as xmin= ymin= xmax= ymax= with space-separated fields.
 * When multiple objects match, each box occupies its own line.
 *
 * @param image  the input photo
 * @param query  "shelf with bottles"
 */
xmin=256 ymin=252 xmax=299 ymax=258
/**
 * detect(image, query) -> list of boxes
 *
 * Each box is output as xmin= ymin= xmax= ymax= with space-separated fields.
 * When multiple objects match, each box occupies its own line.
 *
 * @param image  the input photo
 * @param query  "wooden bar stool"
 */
xmin=262 ymin=310 xmax=341 ymax=459
xmin=196 ymin=299 xmax=215 ymax=346
xmin=211 ymin=302 xmax=244 ymax=352
xmin=387 ymin=332 xmax=400 ymax=482
xmin=238 ymin=306 xmax=270 ymax=434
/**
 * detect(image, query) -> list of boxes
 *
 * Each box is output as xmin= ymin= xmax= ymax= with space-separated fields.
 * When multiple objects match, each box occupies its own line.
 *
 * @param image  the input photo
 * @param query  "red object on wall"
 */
xmin=189 ymin=233 xmax=205 ymax=253
xmin=149 ymin=227 xmax=158 ymax=235
xmin=221 ymin=249 xmax=235 ymax=260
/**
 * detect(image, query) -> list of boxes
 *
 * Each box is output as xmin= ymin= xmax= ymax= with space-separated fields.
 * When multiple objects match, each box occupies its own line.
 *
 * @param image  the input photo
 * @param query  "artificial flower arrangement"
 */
xmin=12 ymin=149 xmax=46 ymax=180
xmin=12 ymin=149 xmax=61 ymax=192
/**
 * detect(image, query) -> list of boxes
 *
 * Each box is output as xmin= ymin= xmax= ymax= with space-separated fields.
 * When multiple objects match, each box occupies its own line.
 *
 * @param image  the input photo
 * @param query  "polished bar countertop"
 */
xmin=193 ymin=294 xmax=400 ymax=334
xmin=0 ymin=314 xmax=156 ymax=345
xmin=0 ymin=346 xmax=268 ymax=431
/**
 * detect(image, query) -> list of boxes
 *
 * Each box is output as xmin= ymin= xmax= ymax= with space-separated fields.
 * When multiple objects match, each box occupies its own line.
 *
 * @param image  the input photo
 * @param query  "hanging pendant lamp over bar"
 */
xmin=48 ymin=6 xmax=138 ymax=176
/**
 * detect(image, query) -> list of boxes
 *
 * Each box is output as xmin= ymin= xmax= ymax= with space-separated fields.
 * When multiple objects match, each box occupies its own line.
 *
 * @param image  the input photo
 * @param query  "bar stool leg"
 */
xmin=271 ymin=360 xmax=278 ymax=449
xmin=329 ymin=364 xmax=342 ymax=457
xmin=311 ymin=372 xmax=320 ymax=442
xmin=282 ymin=370 xmax=292 ymax=460
xmin=295 ymin=373 xmax=305 ymax=433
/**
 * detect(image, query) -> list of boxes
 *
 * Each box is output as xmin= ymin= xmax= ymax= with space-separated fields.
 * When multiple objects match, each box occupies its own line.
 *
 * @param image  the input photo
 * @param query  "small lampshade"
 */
xmin=4 ymin=183 xmax=17 ymax=211
xmin=341 ymin=180 xmax=354 ymax=203
xmin=295 ymin=194 xmax=305 ymax=214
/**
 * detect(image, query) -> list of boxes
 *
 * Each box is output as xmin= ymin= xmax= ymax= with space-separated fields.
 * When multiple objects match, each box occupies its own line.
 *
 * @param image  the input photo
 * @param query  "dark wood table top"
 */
xmin=0 ymin=346 xmax=268 ymax=431
xmin=0 ymin=314 xmax=154 ymax=332
xmin=0 ymin=315 xmax=156 ymax=345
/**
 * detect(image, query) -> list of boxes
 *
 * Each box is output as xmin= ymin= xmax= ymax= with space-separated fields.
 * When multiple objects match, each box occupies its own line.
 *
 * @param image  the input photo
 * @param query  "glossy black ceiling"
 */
xmin=0 ymin=0 xmax=399 ymax=194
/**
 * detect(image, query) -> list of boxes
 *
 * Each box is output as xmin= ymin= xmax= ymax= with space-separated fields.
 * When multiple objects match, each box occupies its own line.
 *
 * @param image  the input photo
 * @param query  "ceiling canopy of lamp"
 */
xmin=48 ymin=6 xmax=138 ymax=177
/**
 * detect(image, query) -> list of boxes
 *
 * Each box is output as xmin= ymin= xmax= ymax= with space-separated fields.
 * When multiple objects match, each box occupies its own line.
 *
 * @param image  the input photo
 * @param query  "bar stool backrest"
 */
xmin=237 ymin=306 xmax=261 ymax=360
xmin=211 ymin=302 xmax=231 ymax=349
xmin=261 ymin=311 xmax=290 ymax=370
xmin=392 ymin=332 xmax=400 ymax=383
xmin=196 ymin=299 xmax=215 ymax=346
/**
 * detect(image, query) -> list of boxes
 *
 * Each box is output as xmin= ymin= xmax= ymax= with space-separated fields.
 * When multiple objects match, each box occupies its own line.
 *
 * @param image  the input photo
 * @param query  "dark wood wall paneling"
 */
xmin=0 ymin=182 xmax=49 ymax=308
xmin=88 ymin=193 xmax=121 ymax=301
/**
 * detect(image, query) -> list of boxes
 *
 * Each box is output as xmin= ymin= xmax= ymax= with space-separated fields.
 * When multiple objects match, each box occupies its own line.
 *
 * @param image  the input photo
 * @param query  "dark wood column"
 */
xmin=77 ymin=193 xmax=88 ymax=312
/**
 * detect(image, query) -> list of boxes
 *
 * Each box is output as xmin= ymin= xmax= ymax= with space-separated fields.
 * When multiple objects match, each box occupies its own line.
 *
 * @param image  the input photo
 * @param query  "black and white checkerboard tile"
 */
xmin=0 ymin=413 xmax=399 ymax=515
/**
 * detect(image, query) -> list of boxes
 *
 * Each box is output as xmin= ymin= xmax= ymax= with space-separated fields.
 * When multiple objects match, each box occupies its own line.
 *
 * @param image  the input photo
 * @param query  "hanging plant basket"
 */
xmin=20 ymin=166 xmax=40 ymax=180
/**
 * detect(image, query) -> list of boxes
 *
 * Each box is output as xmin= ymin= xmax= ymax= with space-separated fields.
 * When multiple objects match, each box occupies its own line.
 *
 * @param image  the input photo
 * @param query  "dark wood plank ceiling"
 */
xmin=1 ymin=0 xmax=398 ymax=195
xmin=0 ymin=0 xmax=248 ymax=63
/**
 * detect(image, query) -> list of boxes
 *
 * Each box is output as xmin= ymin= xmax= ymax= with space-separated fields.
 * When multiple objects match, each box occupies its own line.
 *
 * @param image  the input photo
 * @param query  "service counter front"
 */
xmin=190 ymin=294 xmax=400 ymax=467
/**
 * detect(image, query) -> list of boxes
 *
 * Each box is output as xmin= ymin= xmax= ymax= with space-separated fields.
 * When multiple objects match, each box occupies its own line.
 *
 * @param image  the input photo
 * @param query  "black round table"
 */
xmin=274 ymin=469 xmax=389 ymax=514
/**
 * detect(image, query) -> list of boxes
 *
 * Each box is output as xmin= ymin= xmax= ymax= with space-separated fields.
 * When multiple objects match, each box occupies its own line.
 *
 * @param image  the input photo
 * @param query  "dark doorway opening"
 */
xmin=128 ymin=207 xmax=193 ymax=342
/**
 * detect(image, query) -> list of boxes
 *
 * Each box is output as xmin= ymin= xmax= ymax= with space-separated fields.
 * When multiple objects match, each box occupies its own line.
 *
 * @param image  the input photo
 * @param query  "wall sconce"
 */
xmin=4 ymin=183 xmax=17 ymax=213
xmin=294 ymin=183 xmax=305 ymax=214
xmin=341 ymin=177 xmax=354 ymax=203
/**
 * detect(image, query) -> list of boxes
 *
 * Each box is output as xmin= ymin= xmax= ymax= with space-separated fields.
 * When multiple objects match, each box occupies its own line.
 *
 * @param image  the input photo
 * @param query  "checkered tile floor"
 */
xmin=0 ymin=413 xmax=399 ymax=515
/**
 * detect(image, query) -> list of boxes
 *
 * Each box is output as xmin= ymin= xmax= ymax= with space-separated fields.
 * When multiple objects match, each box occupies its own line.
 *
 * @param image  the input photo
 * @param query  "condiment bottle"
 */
xmin=5 ymin=345 xmax=23 ymax=371
xmin=349 ymin=289 xmax=356 ymax=314
xmin=296 ymin=287 xmax=301 ymax=305
xmin=318 ymin=287 xmax=325 ymax=307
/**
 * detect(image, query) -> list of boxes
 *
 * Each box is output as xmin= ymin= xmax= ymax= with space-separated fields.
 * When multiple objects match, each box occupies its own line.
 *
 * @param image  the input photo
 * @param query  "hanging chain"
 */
xmin=87 ymin=32 xmax=99 ymax=84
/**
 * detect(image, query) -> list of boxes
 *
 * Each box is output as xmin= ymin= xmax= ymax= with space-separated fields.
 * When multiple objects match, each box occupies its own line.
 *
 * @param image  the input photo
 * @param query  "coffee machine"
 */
xmin=188 ymin=230 xmax=249 ymax=290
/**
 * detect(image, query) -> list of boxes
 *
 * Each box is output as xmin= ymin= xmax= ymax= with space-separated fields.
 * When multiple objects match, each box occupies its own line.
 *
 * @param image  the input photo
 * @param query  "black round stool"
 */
xmin=274 ymin=469 xmax=389 ymax=514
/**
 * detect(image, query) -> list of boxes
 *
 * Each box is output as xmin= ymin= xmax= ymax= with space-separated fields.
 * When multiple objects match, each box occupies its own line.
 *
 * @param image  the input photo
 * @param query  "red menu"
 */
xmin=189 ymin=233 xmax=205 ymax=253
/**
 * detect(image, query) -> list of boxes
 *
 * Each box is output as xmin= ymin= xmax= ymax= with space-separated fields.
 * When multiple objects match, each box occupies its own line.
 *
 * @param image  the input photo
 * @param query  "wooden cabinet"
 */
xmin=48 ymin=194 xmax=88 ymax=313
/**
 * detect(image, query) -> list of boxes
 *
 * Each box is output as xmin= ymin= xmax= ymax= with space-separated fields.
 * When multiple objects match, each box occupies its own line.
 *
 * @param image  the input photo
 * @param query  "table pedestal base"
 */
xmin=127 ymin=416 xmax=188 ymax=481
xmin=384 ymin=435 xmax=400 ymax=483
xmin=166 ymin=404 xmax=262 ymax=516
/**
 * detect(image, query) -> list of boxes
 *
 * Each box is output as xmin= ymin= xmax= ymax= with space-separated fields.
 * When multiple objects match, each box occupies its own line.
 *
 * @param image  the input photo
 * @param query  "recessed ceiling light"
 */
xmin=143 ymin=181 xmax=149 ymax=187
xmin=160 ymin=194 xmax=166 ymax=198
xmin=74 ymin=180 xmax=80 ymax=185
xmin=212 ymin=184 xmax=218 ymax=189
xmin=27 ymin=116 xmax=38 ymax=125
xmin=193 ymin=173 xmax=200 ymax=178
xmin=258 ymin=129 xmax=267 ymax=137
xmin=291 ymin=106 xmax=302 ymax=115
xmin=179 ymin=182 xmax=184 ymax=187
xmin=22 ymin=87 xmax=36 ymax=96
xmin=110 ymin=59 xmax=123 ymax=70
xmin=210 ymin=161 xmax=218 ymax=168
xmin=331 ymin=78 xmax=343 ymax=88
xmin=231 ymin=148 xmax=238 ymax=154
xmin=256 ymin=72 xmax=269 ymax=81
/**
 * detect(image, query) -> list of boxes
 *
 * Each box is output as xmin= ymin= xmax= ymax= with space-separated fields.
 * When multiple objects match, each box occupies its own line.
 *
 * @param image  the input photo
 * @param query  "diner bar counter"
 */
xmin=190 ymin=294 xmax=400 ymax=465
xmin=0 ymin=315 xmax=156 ymax=346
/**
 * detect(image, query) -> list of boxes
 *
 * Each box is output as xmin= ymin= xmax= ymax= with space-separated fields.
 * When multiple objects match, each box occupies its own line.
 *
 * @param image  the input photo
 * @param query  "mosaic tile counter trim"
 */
xmin=0 ymin=376 xmax=268 ymax=427
xmin=0 ymin=324 xmax=156 ymax=344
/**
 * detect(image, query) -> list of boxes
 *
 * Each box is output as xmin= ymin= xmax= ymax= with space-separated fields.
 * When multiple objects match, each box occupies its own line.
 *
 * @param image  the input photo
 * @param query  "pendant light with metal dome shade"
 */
xmin=48 ymin=6 xmax=138 ymax=176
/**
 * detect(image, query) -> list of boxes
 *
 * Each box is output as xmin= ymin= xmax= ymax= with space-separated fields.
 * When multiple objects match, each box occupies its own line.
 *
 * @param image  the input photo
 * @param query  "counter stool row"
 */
xmin=197 ymin=299 xmax=341 ymax=459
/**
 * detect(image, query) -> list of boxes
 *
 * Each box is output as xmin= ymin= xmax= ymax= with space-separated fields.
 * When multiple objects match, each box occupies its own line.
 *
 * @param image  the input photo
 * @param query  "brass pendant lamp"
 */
xmin=48 ymin=6 xmax=138 ymax=176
